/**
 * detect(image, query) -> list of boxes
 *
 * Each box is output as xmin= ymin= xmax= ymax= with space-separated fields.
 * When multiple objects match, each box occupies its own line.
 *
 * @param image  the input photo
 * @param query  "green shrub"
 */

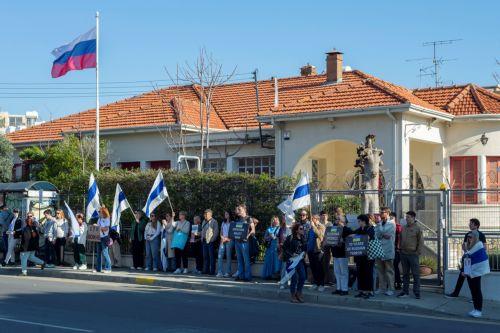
xmin=321 ymin=194 xmax=362 ymax=216
xmin=419 ymin=256 xmax=438 ymax=273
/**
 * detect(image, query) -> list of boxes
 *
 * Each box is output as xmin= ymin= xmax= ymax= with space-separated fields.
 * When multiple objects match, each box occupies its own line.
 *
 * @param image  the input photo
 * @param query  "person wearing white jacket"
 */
xmin=144 ymin=214 xmax=162 ymax=271
xmin=72 ymin=213 xmax=88 ymax=270
xmin=54 ymin=210 xmax=69 ymax=266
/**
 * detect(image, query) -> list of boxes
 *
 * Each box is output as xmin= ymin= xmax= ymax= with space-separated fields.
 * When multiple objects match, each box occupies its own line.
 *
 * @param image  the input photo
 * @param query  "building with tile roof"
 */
xmin=5 ymin=51 xmax=500 ymax=205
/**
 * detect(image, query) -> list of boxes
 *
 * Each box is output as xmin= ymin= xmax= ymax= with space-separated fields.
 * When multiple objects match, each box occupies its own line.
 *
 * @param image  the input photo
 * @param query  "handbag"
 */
xmin=171 ymin=230 xmax=188 ymax=250
xmin=367 ymin=238 xmax=385 ymax=260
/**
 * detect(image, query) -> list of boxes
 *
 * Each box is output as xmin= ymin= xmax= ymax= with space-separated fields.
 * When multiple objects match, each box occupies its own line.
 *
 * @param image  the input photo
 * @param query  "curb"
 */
xmin=0 ymin=268 xmax=492 ymax=322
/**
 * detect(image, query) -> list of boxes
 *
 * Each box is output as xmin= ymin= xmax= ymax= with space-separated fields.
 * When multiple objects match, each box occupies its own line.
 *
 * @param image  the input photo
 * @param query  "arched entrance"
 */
xmin=292 ymin=139 xmax=359 ymax=189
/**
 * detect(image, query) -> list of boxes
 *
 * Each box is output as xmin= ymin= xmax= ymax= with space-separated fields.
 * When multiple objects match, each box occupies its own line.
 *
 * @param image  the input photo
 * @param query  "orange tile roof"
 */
xmin=7 ymin=69 xmax=499 ymax=145
xmin=413 ymin=84 xmax=500 ymax=115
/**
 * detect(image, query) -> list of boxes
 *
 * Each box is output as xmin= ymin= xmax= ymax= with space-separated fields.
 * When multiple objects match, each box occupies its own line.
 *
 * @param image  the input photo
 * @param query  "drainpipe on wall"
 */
xmin=385 ymin=110 xmax=397 ymax=190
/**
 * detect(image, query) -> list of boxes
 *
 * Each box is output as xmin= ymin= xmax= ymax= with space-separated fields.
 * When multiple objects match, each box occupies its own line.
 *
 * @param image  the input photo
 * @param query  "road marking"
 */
xmin=2 ymin=275 xmax=499 ymax=326
xmin=0 ymin=317 xmax=94 ymax=332
xmin=135 ymin=276 xmax=156 ymax=285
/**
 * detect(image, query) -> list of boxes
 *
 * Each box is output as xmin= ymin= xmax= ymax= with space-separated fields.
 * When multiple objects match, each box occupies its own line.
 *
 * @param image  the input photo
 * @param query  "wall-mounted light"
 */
xmin=283 ymin=130 xmax=291 ymax=141
xmin=480 ymin=133 xmax=489 ymax=146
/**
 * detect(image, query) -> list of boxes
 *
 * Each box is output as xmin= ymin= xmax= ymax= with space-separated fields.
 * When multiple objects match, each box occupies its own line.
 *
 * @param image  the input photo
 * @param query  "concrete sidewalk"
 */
xmin=1 ymin=266 xmax=499 ymax=322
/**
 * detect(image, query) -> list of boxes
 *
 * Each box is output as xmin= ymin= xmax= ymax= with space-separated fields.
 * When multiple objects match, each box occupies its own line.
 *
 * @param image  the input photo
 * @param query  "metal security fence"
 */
xmin=447 ymin=236 xmax=500 ymax=272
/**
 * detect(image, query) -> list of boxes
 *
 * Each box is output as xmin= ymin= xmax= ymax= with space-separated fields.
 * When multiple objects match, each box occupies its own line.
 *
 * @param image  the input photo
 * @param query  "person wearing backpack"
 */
xmin=374 ymin=207 xmax=396 ymax=296
xmin=261 ymin=216 xmax=280 ymax=279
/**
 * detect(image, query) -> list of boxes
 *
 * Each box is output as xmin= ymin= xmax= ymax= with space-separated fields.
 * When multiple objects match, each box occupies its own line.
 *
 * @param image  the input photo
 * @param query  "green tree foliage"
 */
xmin=19 ymin=135 xmax=107 ymax=191
xmin=0 ymin=135 xmax=14 ymax=182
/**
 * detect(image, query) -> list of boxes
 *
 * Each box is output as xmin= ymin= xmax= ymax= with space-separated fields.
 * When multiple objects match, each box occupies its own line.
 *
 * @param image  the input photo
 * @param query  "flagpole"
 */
xmin=95 ymin=11 xmax=100 ymax=171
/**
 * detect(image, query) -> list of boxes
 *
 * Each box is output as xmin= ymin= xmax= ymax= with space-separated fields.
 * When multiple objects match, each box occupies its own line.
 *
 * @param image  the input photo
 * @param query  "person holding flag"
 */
xmin=110 ymin=184 xmax=132 ymax=268
xmin=72 ymin=213 xmax=88 ymax=270
xmin=281 ymin=223 xmax=307 ymax=303
xmin=86 ymin=173 xmax=101 ymax=223
xmin=64 ymin=201 xmax=87 ymax=270
xmin=3 ymin=209 xmax=22 ymax=266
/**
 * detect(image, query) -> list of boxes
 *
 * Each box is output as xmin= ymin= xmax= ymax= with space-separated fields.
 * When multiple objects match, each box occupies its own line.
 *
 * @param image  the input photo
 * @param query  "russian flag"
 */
xmin=51 ymin=27 xmax=96 ymax=78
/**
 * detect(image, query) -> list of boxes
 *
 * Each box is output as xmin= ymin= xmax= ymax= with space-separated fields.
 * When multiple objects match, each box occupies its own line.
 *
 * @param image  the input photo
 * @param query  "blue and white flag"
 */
xmin=85 ymin=173 xmax=101 ymax=223
xmin=291 ymin=173 xmax=310 ymax=211
xmin=111 ymin=184 xmax=132 ymax=233
xmin=278 ymin=195 xmax=295 ymax=226
xmin=464 ymin=241 xmax=490 ymax=278
xmin=143 ymin=172 xmax=169 ymax=218
xmin=279 ymin=252 xmax=305 ymax=285
xmin=64 ymin=201 xmax=80 ymax=238
xmin=7 ymin=215 xmax=17 ymax=233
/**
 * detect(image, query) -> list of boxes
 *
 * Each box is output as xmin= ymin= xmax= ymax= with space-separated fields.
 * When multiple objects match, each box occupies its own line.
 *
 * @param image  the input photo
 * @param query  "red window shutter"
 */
xmin=149 ymin=160 xmax=171 ymax=170
xmin=450 ymin=156 xmax=477 ymax=204
xmin=486 ymin=156 xmax=500 ymax=203
xmin=120 ymin=162 xmax=140 ymax=170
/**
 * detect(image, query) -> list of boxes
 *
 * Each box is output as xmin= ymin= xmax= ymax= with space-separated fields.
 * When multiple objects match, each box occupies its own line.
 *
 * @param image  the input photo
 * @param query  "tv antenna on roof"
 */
xmin=406 ymin=39 xmax=461 ymax=87
xmin=423 ymin=39 xmax=462 ymax=87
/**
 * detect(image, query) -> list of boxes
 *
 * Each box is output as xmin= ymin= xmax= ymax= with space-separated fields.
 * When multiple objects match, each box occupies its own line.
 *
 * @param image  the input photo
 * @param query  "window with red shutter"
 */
xmin=119 ymin=161 xmax=140 ymax=170
xmin=149 ymin=160 xmax=171 ymax=170
xmin=486 ymin=156 xmax=500 ymax=204
xmin=450 ymin=156 xmax=478 ymax=204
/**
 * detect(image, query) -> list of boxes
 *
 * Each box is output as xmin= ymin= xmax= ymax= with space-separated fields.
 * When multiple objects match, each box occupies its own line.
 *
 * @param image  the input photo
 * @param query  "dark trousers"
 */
xmin=467 ymin=276 xmax=483 ymax=311
xmin=452 ymin=271 xmax=466 ymax=296
xmin=54 ymin=237 xmax=66 ymax=265
xmin=356 ymin=257 xmax=374 ymax=292
xmin=73 ymin=242 xmax=87 ymax=266
xmin=44 ymin=238 xmax=55 ymax=265
xmin=131 ymin=239 xmax=145 ymax=269
xmin=308 ymin=251 xmax=325 ymax=287
xmin=175 ymin=248 xmax=189 ymax=269
xmin=394 ymin=251 xmax=402 ymax=285
xmin=290 ymin=260 xmax=306 ymax=295
xmin=190 ymin=241 xmax=203 ymax=271
xmin=401 ymin=253 xmax=420 ymax=295
xmin=2 ymin=232 xmax=8 ymax=261
xmin=202 ymin=242 xmax=216 ymax=275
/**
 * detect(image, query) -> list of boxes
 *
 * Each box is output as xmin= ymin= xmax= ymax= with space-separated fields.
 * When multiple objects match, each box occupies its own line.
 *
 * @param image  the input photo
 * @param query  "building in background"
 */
xmin=0 ymin=110 xmax=43 ymax=134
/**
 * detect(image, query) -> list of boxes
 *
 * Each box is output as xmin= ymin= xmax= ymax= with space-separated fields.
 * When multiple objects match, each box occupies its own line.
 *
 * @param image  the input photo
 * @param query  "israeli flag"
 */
xmin=143 ymin=172 xmax=169 ymax=218
xmin=7 ymin=215 xmax=17 ymax=232
xmin=278 ymin=195 xmax=295 ymax=226
xmin=279 ymin=252 xmax=305 ymax=285
xmin=64 ymin=201 xmax=80 ymax=238
xmin=291 ymin=173 xmax=310 ymax=211
xmin=85 ymin=173 xmax=101 ymax=223
xmin=112 ymin=184 xmax=132 ymax=233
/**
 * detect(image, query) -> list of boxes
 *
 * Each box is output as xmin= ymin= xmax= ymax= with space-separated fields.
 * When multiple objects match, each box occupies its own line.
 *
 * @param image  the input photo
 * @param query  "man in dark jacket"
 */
xmin=19 ymin=216 xmax=45 ymax=276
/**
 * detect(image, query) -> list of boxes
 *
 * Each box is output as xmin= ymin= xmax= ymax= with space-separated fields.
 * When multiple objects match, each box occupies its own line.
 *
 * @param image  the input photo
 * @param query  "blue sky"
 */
xmin=1 ymin=0 xmax=499 ymax=120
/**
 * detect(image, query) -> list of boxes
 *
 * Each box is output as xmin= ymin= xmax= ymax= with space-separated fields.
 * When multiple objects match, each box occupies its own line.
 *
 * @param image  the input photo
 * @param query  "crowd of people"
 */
xmin=0 ymin=203 xmax=490 ymax=318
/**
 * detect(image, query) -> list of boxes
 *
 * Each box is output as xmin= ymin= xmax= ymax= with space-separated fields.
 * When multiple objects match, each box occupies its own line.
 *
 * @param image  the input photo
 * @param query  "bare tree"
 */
xmin=178 ymin=48 xmax=236 ymax=170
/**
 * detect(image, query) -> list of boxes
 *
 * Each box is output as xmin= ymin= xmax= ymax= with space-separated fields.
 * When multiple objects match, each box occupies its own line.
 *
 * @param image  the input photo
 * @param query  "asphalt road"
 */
xmin=0 ymin=276 xmax=498 ymax=333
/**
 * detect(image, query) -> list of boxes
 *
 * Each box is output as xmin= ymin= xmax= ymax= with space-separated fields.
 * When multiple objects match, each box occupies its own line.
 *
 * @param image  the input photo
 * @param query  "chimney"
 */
xmin=325 ymin=50 xmax=343 ymax=83
xmin=300 ymin=63 xmax=317 ymax=77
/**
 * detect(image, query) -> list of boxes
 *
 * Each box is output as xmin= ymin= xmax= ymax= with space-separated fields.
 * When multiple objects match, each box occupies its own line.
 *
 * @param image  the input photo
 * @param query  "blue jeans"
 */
xmin=290 ymin=260 xmax=306 ymax=295
xmin=96 ymin=237 xmax=111 ymax=272
xmin=145 ymin=237 xmax=160 ymax=270
xmin=2 ymin=232 xmax=8 ymax=260
xmin=217 ymin=241 xmax=232 ymax=275
xmin=202 ymin=242 xmax=216 ymax=275
xmin=235 ymin=241 xmax=251 ymax=280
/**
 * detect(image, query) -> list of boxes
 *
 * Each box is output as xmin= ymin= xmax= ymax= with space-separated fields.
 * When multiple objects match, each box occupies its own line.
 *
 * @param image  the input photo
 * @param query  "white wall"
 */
xmin=106 ymin=132 xmax=178 ymax=169
xmin=277 ymin=113 xmax=400 ymax=188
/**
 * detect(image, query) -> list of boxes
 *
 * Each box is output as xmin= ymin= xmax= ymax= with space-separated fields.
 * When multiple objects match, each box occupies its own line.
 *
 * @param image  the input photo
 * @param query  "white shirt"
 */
xmin=221 ymin=221 xmax=230 ymax=238
xmin=98 ymin=218 xmax=110 ymax=238
xmin=145 ymin=222 xmax=161 ymax=241
xmin=55 ymin=218 xmax=69 ymax=238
